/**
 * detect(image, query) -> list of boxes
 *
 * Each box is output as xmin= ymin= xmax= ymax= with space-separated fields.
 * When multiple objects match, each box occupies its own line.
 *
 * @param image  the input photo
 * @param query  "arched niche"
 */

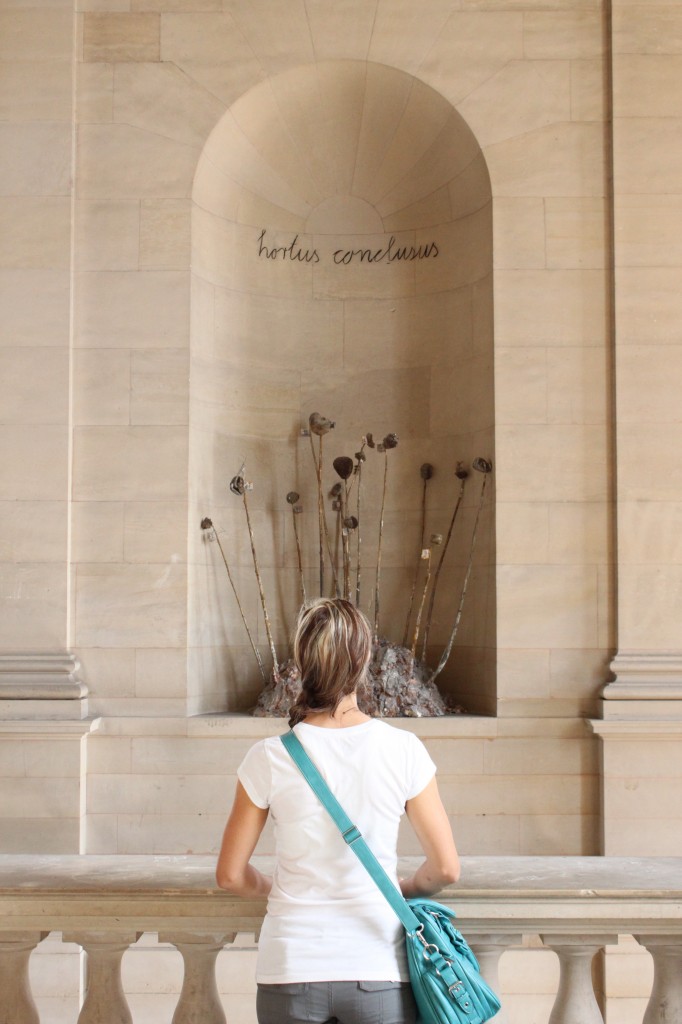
xmin=188 ymin=60 xmax=495 ymax=716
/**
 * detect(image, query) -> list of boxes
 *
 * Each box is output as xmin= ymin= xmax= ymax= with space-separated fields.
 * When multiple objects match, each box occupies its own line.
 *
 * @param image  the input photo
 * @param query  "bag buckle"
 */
xmin=448 ymin=981 xmax=472 ymax=1011
xmin=341 ymin=825 xmax=362 ymax=846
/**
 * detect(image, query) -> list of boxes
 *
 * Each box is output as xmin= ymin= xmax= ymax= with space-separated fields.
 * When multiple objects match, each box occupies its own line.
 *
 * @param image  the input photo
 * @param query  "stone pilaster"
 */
xmin=0 ymin=653 xmax=88 ymax=720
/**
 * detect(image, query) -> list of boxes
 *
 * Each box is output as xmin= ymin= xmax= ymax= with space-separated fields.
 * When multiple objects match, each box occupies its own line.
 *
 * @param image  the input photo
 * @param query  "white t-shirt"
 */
xmin=237 ymin=719 xmax=436 ymax=983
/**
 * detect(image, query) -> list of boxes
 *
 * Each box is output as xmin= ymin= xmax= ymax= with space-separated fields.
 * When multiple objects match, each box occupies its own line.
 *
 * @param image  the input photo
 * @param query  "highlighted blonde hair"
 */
xmin=289 ymin=598 xmax=372 ymax=728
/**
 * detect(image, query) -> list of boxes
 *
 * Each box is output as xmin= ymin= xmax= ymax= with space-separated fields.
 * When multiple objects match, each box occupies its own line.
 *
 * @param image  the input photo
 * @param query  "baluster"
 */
xmin=163 ymin=930 xmax=236 ymax=1024
xmin=541 ymin=933 xmax=617 ymax=1024
xmin=0 ymin=931 xmax=45 ymax=1024
xmin=65 ymin=931 xmax=140 ymax=1024
xmin=635 ymin=935 xmax=682 ymax=1024
xmin=469 ymin=932 xmax=521 ymax=1024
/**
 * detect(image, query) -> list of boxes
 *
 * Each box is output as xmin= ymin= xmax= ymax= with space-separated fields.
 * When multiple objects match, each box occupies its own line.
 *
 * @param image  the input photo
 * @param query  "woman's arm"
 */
xmin=400 ymin=776 xmax=460 ymax=898
xmin=215 ymin=781 xmax=272 ymax=897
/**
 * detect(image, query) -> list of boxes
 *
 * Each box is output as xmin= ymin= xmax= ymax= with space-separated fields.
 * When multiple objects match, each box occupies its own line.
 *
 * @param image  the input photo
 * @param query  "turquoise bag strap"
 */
xmin=280 ymin=730 xmax=420 ymax=934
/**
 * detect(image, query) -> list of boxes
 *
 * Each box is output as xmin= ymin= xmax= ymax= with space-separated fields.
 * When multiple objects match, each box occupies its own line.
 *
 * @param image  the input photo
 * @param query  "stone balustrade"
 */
xmin=0 ymin=855 xmax=680 ymax=1024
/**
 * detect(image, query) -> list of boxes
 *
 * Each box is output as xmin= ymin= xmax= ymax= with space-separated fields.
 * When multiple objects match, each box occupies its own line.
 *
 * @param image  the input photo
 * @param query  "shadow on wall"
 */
xmin=187 ymin=60 xmax=496 ymax=716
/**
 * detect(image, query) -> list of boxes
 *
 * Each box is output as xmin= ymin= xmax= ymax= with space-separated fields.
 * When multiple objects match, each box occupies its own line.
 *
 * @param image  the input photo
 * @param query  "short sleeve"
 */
xmin=237 ymin=740 xmax=271 ymax=809
xmin=405 ymin=733 xmax=437 ymax=800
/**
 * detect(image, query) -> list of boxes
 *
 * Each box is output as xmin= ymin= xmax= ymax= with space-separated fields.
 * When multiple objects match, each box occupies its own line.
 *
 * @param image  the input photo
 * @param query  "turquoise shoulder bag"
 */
xmin=280 ymin=730 xmax=501 ymax=1024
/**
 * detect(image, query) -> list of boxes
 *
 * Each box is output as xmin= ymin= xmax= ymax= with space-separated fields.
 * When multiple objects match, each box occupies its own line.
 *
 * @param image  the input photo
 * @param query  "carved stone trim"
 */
xmin=603 ymin=652 xmax=682 ymax=701
xmin=0 ymin=652 xmax=88 ymax=720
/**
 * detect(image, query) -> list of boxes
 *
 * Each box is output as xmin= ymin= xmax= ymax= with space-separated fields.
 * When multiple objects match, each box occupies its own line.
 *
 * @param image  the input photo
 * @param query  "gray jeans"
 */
xmin=256 ymin=980 xmax=417 ymax=1024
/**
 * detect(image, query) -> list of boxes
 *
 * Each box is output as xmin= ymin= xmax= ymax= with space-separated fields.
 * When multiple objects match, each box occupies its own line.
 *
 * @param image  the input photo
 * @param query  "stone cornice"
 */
xmin=0 ymin=652 xmax=88 ymax=719
xmin=603 ymin=652 xmax=682 ymax=700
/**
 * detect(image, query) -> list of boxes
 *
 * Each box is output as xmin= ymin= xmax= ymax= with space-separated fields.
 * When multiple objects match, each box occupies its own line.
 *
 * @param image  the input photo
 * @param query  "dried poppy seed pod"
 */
xmin=333 ymin=456 xmax=354 ymax=480
xmin=430 ymin=533 xmax=443 ymax=545
xmin=377 ymin=443 xmax=385 ymax=452
xmin=344 ymin=515 xmax=358 ymax=530
xmin=330 ymin=482 xmax=343 ymax=497
xmin=286 ymin=491 xmax=300 ymax=505
xmin=455 ymin=461 xmax=469 ymax=480
xmin=230 ymin=475 xmax=245 ymax=496
xmin=200 ymin=517 xmax=213 ymax=530
xmin=473 ymin=457 xmax=493 ymax=474
xmin=382 ymin=433 xmax=399 ymax=450
xmin=420 ymin=463 xmax=434 ymax=480
xmin=365 ymin=433 xmax=375 ymax=448
xmin=309 ymin=412 xmax=335 ymax=436
xmin=355 ymin=450 xmax=366 ymax=463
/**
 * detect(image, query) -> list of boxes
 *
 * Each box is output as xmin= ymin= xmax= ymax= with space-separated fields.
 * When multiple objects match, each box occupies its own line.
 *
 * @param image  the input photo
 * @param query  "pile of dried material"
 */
xmin=252 ymin=638 xmax=464 ymax=718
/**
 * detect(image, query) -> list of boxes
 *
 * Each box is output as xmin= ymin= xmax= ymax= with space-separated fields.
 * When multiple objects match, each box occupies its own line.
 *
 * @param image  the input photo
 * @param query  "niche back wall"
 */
xmin=188 ymin=61 xmax=496 ymax=715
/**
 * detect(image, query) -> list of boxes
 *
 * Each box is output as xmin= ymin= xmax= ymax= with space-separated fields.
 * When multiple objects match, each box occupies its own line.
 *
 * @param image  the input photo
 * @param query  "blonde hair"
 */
xmin=288 ymin=598 xmax=372 ymax=728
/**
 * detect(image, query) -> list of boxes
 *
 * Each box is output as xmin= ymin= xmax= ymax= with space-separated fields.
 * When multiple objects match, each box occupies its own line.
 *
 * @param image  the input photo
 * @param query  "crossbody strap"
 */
xmin=280 ymin=730 xmax=420 ymax=934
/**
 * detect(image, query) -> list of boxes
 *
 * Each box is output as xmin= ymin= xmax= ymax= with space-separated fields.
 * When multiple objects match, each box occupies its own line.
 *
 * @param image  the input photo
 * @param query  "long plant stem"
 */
xmin=211 ymin=527 xmax=266 ymax=683
xmin=292 ymin=511 xmax=306 ymax=607
xmin=411 ymin=549 xmax=432 ymax=661
xmin=402 ymin=476 xmax=429 ymax=647
xmin=242 ymin=490 xmax=279 ymax=680
xmin=373 ymin=451 xmax=388 ymax=638
xmin=421 ymin=477 xmax=466 ymax=659
xmin=430 ymin=474 xmax=489 ymax=685
xmin=309 ymin=432 xmax=325 ymax=596
xmin=342 ymin=482 xmax=351 ymax=600
xmin=355 ymin=460 xmax=363 ymax=608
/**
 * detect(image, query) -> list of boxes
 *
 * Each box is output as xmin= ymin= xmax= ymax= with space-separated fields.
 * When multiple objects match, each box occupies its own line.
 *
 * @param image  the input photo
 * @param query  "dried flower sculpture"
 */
xmin=372 ymin=432 xmax=399 ymax=639
xmin=287 ymin=491 xmax=306 ymax=607
xmin=308 ymin=412 xmax=336 ymax=596
xmin=430 ymin=458 xmax=492 ymax=684
xmin=333 ymin=455 xmax=354 ymax=599
xmin=200 ymin=517 xmax=266 ymax=683
xmin=230 ymin=468 xmax=280 ymax=681
xmin=353 ymin=442 xmax=367 ymax=607
xmin=411 ymin=533 xmax=442 ymax=661
xmin=421 ymin=462 xmax=469 ymax=659
xmin=403 ymin=462 xmax=434 ymax=647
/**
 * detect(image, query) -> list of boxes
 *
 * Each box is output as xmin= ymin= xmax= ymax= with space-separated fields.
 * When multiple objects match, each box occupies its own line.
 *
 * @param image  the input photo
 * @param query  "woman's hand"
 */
xmin=216 ymin=781 xmax=272 ymax=897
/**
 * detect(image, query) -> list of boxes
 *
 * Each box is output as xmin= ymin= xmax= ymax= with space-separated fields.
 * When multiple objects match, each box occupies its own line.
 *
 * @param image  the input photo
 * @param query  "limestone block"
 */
xmin=77 ymin=124 xmax=197 ymax=199
xmin=495 ymin=348 xmax=547 ymax=424
xmin=570 ymin=59 xmax=606 ymax=122
xmin=603 ymin=816 xmax=682 ymax=856
xmin=123 ymin=501 xmax=187 ymax=564
xmin=0 ymin=269 xmax=70 ymax=346
xmin=140 ymin=199 xmax=190 ymax=269
xmin=188 ymin=563 xmax=260 ymax=648
xmin=431 ymin=352 xmax=493 ymax=435
xmin=134 ymin=648 xmax=186 ymax=697
xmin=74 ymin=270 xmax=189 ymax=347
xmin=614 ymin=54 xmax=682 ymax=118
xmin=493 ymin=198 xmax=545 ymax=270
xmin=86 ymin=736 xmax=133 ymax=774
xmin=615 ymin=345 xmax=682 ymax=424
xmin=130 ymin=736 xmax=255 ymax=775
xmin=74 ymin=562 xmax=187 ymax=646
xmin=0 ymin=348 xmax=68 ymax=423
xmin=350 ymin=64 xmax=416 ymax=201
xmin=83 ymin=12 xmax=160 ymax=61
xmin=485 ymin=123 xmax=605 ymax=198
xmin=415 ymin=208 xmax=492 ymax=295
xmin=618 ymin=500 xmax=682 ymax=564
xmin=73 ymin=425 xmax=188 ymax=500
xmin=0 ymin=10 xmax=73 ymax=60
xmin=484 ymin=736 xmax=597 ymax=776
xmin=366 ymin=0 xmax=471 ymax=75
xmin=614 ymin=119 xmax=682 ymax=195
xmin=202 ymin=433 xmax=296 ymax=511
xmin=130 ymin=349 xmax=189 ymax=425
xmin=0 ymin=124 xmax=71 ymax=197
xmin=0 ymin=817 xmax=78 ymax=854
xmin=523 ymin=10 xmax=604 ymax=59
xmin=343 ymin=290 xmax=472 ymax=371
xmin=0 ymin=776 xmax=79 ymax=818
xmin=200 ymin=506 xmax=283 ymax=570
xmin=458 ymin=61 xmax=571 ymax=149
xmin=545 ymin=197 xmax=607 ymax=269
xmin=172 ymin=60 xmax=264 ymax=110
xmin=225 ymin=0 xmax=315 ymax=77
xmin=0 ymin=501 xmax=66 ymax=563
xmin=213 ymin=288 xmax=343 ymax=372
xmin=449 ymin=153 xmax=493 ymax=221
xmin=438 ymin=772 xmax=589 ymax=817
xmin=74 ymin=646 xmax=135 ymax=697
xmin=71 ymin=501 xmax=125 ymax=562
xmin=418 ymin=11 xmax=524 ymax=104
xmin=160 ymin=11 xmax=264 ymax=64
xmin=87 ymin=772 xmax=228 ymax=816
xmin=77 ymin=63 xmax=114 ymax=122
xmin=496 ymin=423 xmax=608 ymax=502
xmin=547 ymin=501 xmax=610 ymax=565
xmin=304 ymin=0 xmax=379 ymax=60
xmin=615 ymin=267 xmax=682 ymax=343
xmin=617 ymin=424 xmax=682 ymax=501
xmin=546 ymin=347 xmax=608 ymax=425
xmin=132 ymin=0 xmax=220 ymax=11
xmin=113 ymin=62 xmax=225 ymax=148
xmin=615 ymin=196 xmax=682 ymax=268
xmin=382 ymin=186 xmax=453 ymax=234
xmin=72 ymin=348 xmax=131 ymax=424
xmin=191 ymin=358 xmax=299 ymax=439
xmin=497 ymin=564 xmax=599 ymax=648
xmin=75 ymin=200 xmax=140 ymax=271
xmin=604 ymin=775 xmax=682 ymax=821
xmin=0 ymin=426 xmax=68 ymax=500
xmin=311 ymin=229 xmax=417 ymax=300
xmin=0 ymin=61 xmax=71 ymax=122
xmin=617 ymin=565 xmax=682 ymax=648
xmin=613 ymin=5 xmax=682 ymax=56
xmin=494 ymin=268 xmax=608 ymax=345
xmin=520 ymin=814 xmax=599 ymax=856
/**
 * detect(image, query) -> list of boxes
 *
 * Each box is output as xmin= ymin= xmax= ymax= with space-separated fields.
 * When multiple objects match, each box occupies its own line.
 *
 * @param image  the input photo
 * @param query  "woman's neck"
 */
xmin=302 ymin=693 xmax=370 ymax=729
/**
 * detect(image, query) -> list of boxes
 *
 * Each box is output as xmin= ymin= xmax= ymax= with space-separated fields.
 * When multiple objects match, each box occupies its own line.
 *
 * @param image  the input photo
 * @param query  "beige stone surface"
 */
xmin=0 ymin=124 xmax=72 ymax=197
xmin=0 ymin=61 xmax=72 ymax=122
xmin=0 ymin=426 xmax=68 ymax=500
xmin=140 ymin=199 xmax=190 ymax=269
xmin=75 ymin=563 xmax=187 ymax=647
xmin=495 ymin=268 xmax=608 ymax=345
xmin=75 ymin=200 xmax=140 ymax=271
xmin=523 ymin=9 xmax=604 ymax=59
xmin=77 ymin=124 xmax=198 ymax=199
xmin=75 ymin=270 xmax=190 ymax=347
xmin=71 ymin=501 xmax=125 ymax=562
xmin=72 ymin=426 xmax=188 ymax=500
xmin=77 ymin=62 xmax=114 ymax=122
xmin=0 ymin=501 xmax=67 ymax=563
xmin=0 ymin=270 xmax=70 ymax=346
xmin=83 ymin=12 xmax=160 ymax=61
xmin=570 ymin=58 xmax=606 ymax=121
xmin=485 ymin=122 xmax=605 ymax=198
xmin=545 ymin=197 xmax=607 ymax=269
xmin=0 ymin=564 xmax=68 ymax=647
xmin=0 ymin=9 xmax=73 ymax=60
xmin=72 ymin=348 xmax=131 ymax=424
xmin=0 ymin=348 xmax=68 ymax=424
